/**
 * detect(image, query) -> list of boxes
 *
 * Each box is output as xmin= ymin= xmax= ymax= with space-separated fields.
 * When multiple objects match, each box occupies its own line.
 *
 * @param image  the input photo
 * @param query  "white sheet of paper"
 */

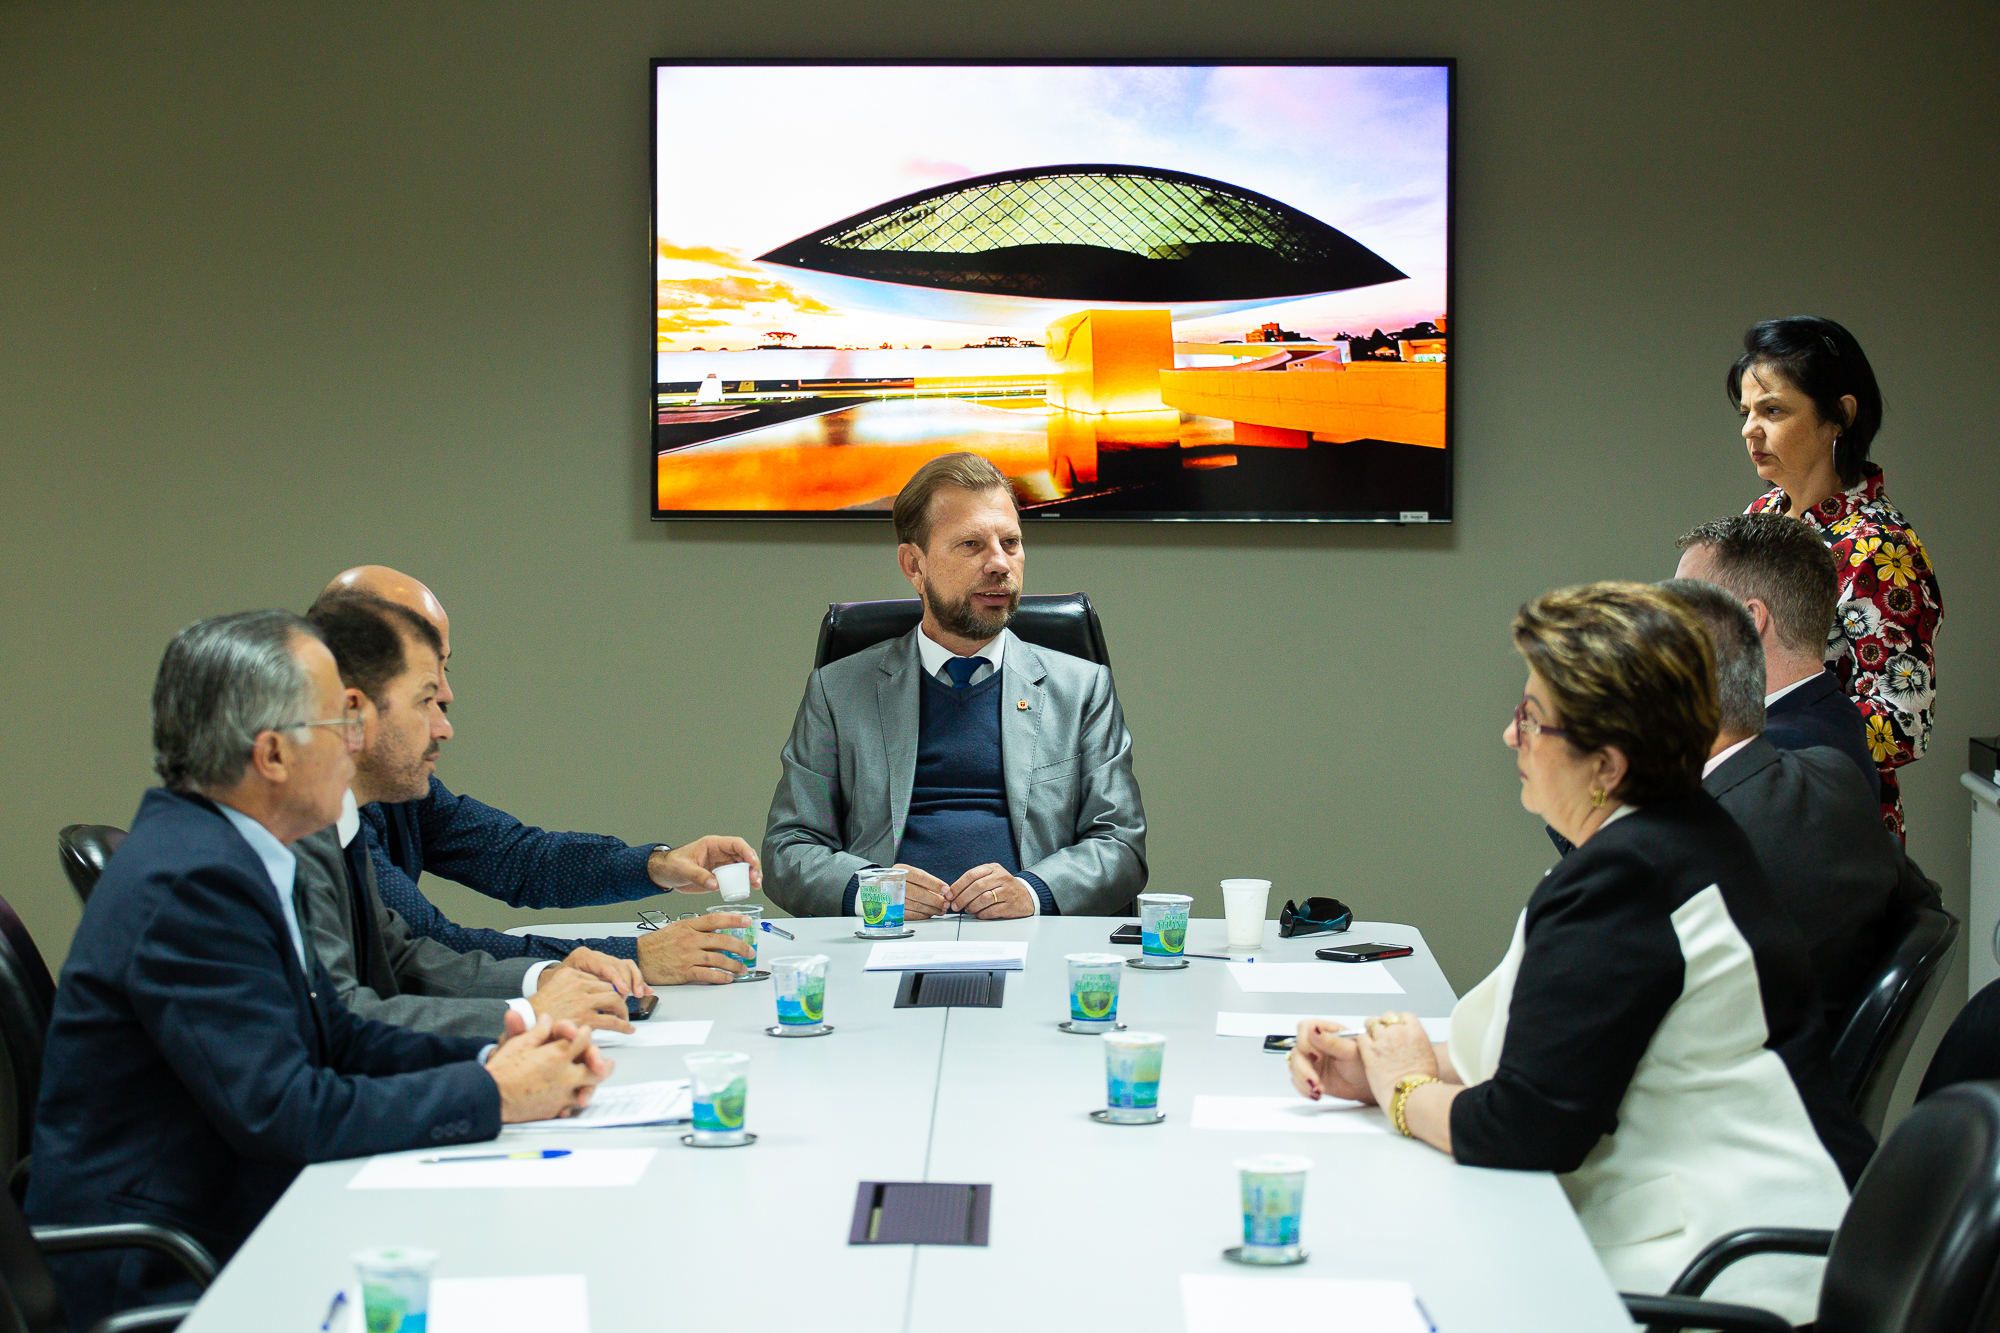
xmin=347 ymin=1148 xmax=655 ymax=1190
xmin=1227 ymin=962 xmax=1404 ymax=995
xmin=864 ymin=940 xmax=1029 ymax=971
xmin=500 ymin=1079 xmax=691 ymax=1133
xmin=431 ymin=1275 xmax=590 ymax=1333
xmin=1190 ymin=1095 xmax=1391 ymax=1136
xmin=1181 ymin=1274 xmax=1429 ymax=1333
xmin=1215 ymin=1012 xmax=1450 ymax=1041
xmin=590 ymin=1019 xmax=712 ymax=1048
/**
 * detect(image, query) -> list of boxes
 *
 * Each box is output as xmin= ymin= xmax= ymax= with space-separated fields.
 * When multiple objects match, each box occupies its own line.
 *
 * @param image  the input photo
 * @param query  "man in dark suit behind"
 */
xmin=1674 ymin=514 xmax=1880 ymax=801
xmin=1661 ymin=581 xmax=1936 ymax=1029
xmin=25 ymin=611 xmax=610 ymax=1331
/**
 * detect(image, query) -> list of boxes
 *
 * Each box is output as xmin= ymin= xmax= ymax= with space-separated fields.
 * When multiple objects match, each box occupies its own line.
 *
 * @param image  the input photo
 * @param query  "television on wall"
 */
xmin=650 ymin=59 xmax=1452 ymax=523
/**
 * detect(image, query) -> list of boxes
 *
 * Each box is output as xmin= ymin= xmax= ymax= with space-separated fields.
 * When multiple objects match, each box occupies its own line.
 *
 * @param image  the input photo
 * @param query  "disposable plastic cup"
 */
xmin=770 ymin=954 xmax=830 ymax=1032
xmin=714 ymin=861 xmax=753 ymax=902
xmin=1221 ymin=879 xmax=1273 ymax=950
xmin=1137 ymin=893 xmax=1192 ymax=958
xmin=1064 ymin=953 xmax=1125 ymax=1032
xmin=709 ymin=904 xmax=762 ymax=969
xmin=1237 ymin=1154 xmax=1312 ymax=1263
xmin=684 ymin=1050 xmax=751 ymax=1146
xmin=857 ymin=867 xmax=910 ymax=935
xmin=1102 ymin=1030 xmax=1166 ymax=1123
xmin=353 ymin=1246 xmax=436 ymax=1333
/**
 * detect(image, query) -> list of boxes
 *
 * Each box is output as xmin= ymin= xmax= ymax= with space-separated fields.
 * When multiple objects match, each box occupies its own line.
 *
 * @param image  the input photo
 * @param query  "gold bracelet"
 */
xmin=1389 ymin=1073 xmax=1440 ymax=1137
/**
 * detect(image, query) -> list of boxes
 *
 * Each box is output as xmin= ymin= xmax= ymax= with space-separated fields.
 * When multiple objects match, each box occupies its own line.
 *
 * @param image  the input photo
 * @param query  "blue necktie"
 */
xmin=943 ymin=657 xmax=986 ymax=689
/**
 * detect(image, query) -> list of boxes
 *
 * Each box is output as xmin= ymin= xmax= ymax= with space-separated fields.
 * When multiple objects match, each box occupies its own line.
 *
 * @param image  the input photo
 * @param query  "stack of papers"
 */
xmin=348 ymin=1149 xmax=655 ymax=1190
xmin=864 ymin=941 xmax=1029 ymax=971
xmin=1181 ymin=1275 xmax=1430 ymax=1333
xmin=500 ymin=1079 xmax=691 ymax=1132
xmin=1227 ymin=962 xmax=1404 ymax=995
xmin=1215 ymin=1012 xmax=1450 ymax=1041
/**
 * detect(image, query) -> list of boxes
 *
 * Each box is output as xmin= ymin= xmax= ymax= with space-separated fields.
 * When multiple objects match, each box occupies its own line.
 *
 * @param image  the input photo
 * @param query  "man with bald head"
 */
xmin=318 ymin=565 xmax=763 ymax=986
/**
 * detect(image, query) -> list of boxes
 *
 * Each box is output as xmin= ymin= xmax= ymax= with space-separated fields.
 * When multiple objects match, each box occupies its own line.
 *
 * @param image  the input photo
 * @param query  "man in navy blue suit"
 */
xmin=26 ymin=611 xmax=611 ymax=1331
xmin=1675 ymin=514 xmax=1880 ymax=800
xmin=321 ymin=566 xmax=765 ymax=986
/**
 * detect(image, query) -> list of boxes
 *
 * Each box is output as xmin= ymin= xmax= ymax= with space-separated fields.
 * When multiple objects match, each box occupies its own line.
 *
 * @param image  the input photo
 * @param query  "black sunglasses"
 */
xmin=1278 ymin=897 xmax=1353 ymax=938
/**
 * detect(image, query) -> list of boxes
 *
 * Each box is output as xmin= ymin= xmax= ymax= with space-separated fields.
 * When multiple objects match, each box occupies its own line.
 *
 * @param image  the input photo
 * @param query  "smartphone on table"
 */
xmin=1315 ymin=942 xmax=1414 ymax=963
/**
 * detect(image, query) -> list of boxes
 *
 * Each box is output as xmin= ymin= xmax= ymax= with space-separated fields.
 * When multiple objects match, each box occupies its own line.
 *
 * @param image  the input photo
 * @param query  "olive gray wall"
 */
xmin=5 ymin=2 xmax=1996 ymax=1117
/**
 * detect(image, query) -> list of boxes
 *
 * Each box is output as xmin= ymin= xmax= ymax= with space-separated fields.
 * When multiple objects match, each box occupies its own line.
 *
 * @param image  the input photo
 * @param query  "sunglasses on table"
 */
xmin=1278 ymin=897 xmax=1354 ymax=938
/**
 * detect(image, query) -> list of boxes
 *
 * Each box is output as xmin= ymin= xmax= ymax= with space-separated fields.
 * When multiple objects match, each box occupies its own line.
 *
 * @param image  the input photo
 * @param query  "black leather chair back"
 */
xmin=0 ymin=1186 xmax=64 ymax=1333
xmin=0 ymin=898 xmax=54 ymax=1184
xmin=1831 ymin=904 xmax=1960 ymax=1136
xmin=814 ymin=593 xmax=1110 ymax=670
xmin=1818 ymin=1081 xmax=2000 ymax=1333
xmin=55 ymin=826 xmax=124 ymax=904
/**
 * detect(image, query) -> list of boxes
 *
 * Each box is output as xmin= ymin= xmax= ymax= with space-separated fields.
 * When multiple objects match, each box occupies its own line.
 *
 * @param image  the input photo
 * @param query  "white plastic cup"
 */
xmin=353 ymin=1246 xmax=436 ymax=1332
xmin=1221 ymin=879 xmax=1273 ymax=950
xmin=714 ymin=861 xmax=752 ymax=902
xmin=1237 ymin=1154 xmax=1312 ymax=1262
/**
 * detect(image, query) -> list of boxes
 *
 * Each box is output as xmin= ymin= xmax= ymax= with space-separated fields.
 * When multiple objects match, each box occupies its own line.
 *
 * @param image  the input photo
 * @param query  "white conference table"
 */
xmin=177 ymin=915 xmax=1632 ymax=1332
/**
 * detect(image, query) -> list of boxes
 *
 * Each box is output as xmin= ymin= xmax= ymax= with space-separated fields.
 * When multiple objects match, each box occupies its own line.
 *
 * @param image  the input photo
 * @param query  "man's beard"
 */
xmin=360 ymin=737 xmax=439 ymax=803
xmin=925 ymin=577 xmax=1019 ymax=641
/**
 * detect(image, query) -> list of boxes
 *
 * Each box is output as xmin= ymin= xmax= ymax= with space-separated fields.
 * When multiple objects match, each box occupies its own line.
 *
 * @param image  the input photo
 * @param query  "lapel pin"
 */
xmin=1017 ymin=700 xmax=1030 ymax=710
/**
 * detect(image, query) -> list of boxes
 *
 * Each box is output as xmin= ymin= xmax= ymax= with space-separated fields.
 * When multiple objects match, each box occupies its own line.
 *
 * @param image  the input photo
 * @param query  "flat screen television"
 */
xmin=651 ymin=59 xmax=1452 ymax=522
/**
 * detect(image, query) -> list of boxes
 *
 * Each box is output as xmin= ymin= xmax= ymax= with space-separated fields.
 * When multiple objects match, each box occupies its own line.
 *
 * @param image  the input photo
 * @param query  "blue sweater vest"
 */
xmin=895 ymin=671 xmax=1018 ymax=884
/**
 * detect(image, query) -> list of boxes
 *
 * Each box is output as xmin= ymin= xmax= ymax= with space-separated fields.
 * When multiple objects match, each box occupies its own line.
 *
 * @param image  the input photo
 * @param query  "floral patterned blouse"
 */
xmin=1746 ymin=463 xmax=1942 ymax=838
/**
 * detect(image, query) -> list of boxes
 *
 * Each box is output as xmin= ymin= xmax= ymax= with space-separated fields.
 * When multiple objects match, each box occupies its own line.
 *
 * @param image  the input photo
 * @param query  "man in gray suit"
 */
xmin=764 ymin=453 xmax=1147 ymax=918
xmin=293 ymin=593 xmax=644 ymax=1038
xmin=1662 ymin=579 xmax=1937 ymax=1029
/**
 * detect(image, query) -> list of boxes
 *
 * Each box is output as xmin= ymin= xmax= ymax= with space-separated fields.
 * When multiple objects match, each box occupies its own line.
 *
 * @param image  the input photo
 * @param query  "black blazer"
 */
xmin=1765 ymin=668 xmax=1880 ymax=802
xmin=24 ymin=789 xmax=499 ymax=1331
xmin=1704 ymin=737 xmax=1938 ymax=1029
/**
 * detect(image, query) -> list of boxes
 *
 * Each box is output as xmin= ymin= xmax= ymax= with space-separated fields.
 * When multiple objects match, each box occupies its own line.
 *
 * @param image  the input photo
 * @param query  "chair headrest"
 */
xmin=814 ymin=593 xmax=1110 ymax=670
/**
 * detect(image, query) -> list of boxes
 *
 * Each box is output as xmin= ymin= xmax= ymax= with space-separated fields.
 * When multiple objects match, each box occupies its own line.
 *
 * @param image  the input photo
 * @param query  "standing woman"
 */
xmin=1731 ymin=316 xmax=1942 ymax=837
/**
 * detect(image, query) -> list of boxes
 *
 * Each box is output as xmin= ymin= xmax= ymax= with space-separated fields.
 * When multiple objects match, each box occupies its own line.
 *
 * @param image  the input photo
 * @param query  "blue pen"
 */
xmin=1414 ymin=1296 xmax=1438 ymax=1331
xmin=419 ymin=1149 xmax=572 ymax=1164
xmin=760 ymin=921 xmax=795 ymax=940
xmin=319 ymin=1290 xmax=347 ymax=1333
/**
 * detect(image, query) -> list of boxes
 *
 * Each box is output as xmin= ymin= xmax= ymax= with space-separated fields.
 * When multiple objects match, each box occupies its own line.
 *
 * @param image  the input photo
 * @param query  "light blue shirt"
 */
xmin=215 ymin=803 xmax=309 ymax=971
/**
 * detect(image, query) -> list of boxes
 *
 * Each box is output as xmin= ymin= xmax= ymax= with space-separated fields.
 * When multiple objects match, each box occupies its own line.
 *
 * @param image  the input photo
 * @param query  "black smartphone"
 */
xmin=1109 ymin=923 xmax=1141 ymax=944
xmin=1262 ymin=1034 xmax=1296 ymax=1053
xmin=627 ymin=993 xmax=659 ymax=1021
xmin=1316 ymin=942 xmax=1414 ymax=963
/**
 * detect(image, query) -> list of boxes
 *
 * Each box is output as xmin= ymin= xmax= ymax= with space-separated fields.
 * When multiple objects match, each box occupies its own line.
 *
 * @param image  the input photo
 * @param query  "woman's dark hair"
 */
xmin=1726 ymin=316 xmax=1883 ymax=487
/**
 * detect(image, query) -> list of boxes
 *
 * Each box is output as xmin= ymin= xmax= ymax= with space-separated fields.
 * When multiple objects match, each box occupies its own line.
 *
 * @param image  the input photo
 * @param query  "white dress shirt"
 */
xmin=215 ymin=803 xmax=308 ymax=971
xmin=1702 ymin=737 xmax=1755 ymax=779
xmin=1763 ymin=675 xmax=1816 ymax=707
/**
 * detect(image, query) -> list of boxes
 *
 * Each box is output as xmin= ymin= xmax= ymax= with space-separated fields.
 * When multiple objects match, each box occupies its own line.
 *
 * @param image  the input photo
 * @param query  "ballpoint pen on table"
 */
xmin=319 ymin=1289 xmax=347 ymax=1333
xmin=1185 ymin=953 xmax=1250 ymax=962
xmin=760 ymin=921 xmax=795 ymax=940
xmin=419 ymin=1149 xmax=573 ymax=1164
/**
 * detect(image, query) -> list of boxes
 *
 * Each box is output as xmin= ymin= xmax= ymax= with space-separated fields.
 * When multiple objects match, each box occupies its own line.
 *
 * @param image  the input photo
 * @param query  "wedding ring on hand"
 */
xmin=1365 ymin=1014 xmax=1404 ymax=1035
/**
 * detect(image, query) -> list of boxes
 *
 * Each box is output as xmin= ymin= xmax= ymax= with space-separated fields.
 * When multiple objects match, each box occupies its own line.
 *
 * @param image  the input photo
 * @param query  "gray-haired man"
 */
xmin=763 ymin=452 xmax=1148 ymax=919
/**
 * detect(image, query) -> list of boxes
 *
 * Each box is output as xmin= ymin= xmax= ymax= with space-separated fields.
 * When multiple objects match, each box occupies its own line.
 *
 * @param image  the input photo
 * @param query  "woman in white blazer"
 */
xmin=1289 ymin=582 xmax=1872 ymax=1323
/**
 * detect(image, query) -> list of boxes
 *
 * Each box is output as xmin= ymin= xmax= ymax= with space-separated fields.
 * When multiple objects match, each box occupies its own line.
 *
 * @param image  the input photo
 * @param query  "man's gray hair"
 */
xmin=1658 ymin=579 xmax=1766 ymax=740
xmin=152 ymin=610 xmax=323 ymax=794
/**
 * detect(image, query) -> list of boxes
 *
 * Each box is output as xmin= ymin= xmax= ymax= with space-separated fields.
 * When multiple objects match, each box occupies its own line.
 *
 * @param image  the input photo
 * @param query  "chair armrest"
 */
xmin=89 ymin=1302 xmax=198 ymax=1333
xmin=1668 ymin=1227 xmax=1835 ymax=1296
xmin=32 ymin=1222 xmax=218 ymax=1285
xmin=1622 ymin=1293 xmax=1795 ymax=1333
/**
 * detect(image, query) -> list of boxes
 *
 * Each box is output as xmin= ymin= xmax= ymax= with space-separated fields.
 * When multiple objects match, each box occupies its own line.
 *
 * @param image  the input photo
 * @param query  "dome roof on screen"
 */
xmin=755 ymin=164 xmax=1407 ymax=325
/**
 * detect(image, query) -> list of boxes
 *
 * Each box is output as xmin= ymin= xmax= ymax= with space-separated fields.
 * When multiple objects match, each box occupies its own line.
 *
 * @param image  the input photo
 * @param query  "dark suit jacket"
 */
xmin=292 ymin=826 xmax=537 ymax=1039
xmin=25 ymin=789 xmax=499 ymax=1331
xmin=360 ymin=776 xmax=664 ymax=962
xmin=1703 ymin=738 xmax=1937 ymax=1030
xmin=1765 ymin=668 xmax=1881 ymax=803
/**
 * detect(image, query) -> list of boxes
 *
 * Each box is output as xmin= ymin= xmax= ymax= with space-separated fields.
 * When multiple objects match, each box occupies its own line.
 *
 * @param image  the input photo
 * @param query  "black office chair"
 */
xmin=56 ymin=827 xmax=125 ymax=905
xmin=0 ymin=1182 xmax=214 ymax=1333
xmin=1828 ymin=904 xmax=1959 ymax=1136
xmin=813 ymin=593 xmax=1111 ymax=671
xmin=1622 ymin=1080 xmax=2000 ymax=1333
xmin=1917 ymin=978 xmax=2000 ymax=1104
xmin=0 ymin=896 xmax=55 ymax=1195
